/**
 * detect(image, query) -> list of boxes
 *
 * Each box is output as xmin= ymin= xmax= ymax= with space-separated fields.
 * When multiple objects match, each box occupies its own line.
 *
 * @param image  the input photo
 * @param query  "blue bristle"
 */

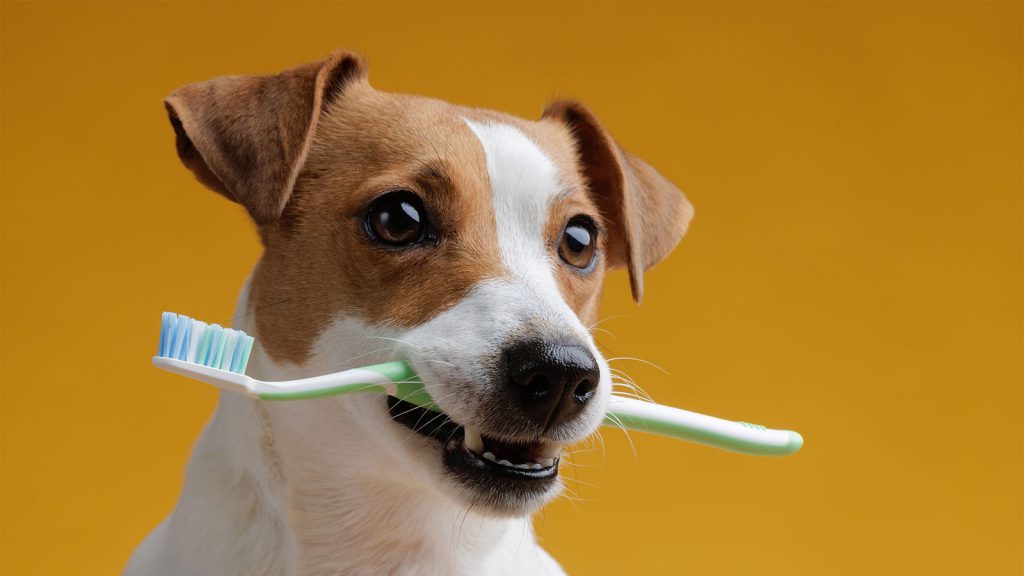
xmin=165 ymin=313 xmax=177 ymax=357
xmin=196 ymin=326 xmax=210 ymax=366
xmin=237 ymin=335 xmax=254 ymax=374
xmin=171 ymin=317 xmax=188 ymax=360
xmin=218 ymin=331 xmax=234 ymax=371
xmin=228 ymin=331 xmax=244 ymax=373
xmin=207 ymin=325 xmax=224 ymax=368
xmin=164 ymin=313 xmax=179 ymax=358
xmin=179 ymin=321 xmax=192 ymax=361
xmin=170 ymin=318 xmax=181 ymax=359
xmin=157 ymin=313 xmax=254 ymax=375
xmin=228 ymin=334 xmax=242 ymax=373
xmin=159 ymin=312 xmax=173 ymax=356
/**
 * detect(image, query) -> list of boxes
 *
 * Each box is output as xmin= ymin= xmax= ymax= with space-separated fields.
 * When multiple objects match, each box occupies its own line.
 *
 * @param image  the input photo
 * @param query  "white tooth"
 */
xmin=541 ymin=458 xmax=555 ymax=467
xmin=530 ymin=463 xmax=543 ymax=470
xmin=483 ymin=452 xmax=496 ymax=462
xmin=514 ymin=463 xmax=529 ymax=469
xmin=463 ymin=427 xmax=484 ymax=454
xmin=498 ymin=459 xmax=513 ymax=467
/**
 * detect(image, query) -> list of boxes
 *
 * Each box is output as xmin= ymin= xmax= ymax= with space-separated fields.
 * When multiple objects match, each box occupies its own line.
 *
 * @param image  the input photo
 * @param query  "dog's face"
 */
xmin=166 ymin=53 xmax=692 ymax=516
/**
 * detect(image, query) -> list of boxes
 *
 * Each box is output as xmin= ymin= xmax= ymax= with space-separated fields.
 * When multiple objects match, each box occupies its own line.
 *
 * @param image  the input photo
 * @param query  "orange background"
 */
xmin=2 ymin=2 xmax=1021 ymax=574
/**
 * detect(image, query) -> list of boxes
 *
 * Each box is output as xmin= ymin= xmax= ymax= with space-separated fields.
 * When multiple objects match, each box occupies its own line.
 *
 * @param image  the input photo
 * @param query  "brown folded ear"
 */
xmin=164 ymin=51 xmax=366 ymax=225
xmin=543 ymin=100 xmax=694 ymax=302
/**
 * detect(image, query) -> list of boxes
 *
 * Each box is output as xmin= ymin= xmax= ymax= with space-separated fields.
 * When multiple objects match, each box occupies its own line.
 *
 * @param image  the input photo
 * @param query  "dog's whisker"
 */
xmin=314 ymin=347 xmax=397 ymax=373
xmin=563 ymin=446 xmax=605 ymax=455
xmin=610 ymin=377 xmax=644 ymax=389
xmin=412 ymin=410 xmax=449 ymax=434
xmin=560 ymin=475 xmax=599 ymax=489
xmin=417 ymin=359 xmax=457 ymax=368
xmin=363 ymin=335 xmax=426 ymax=350
xmin=610 ymin=390 xmax=657 ymax=403
xmin=557 ymin=485 xmax=593 ymax=505
xmin=594 ymin=428 xmax=607 ymax=467
xmin=603 ymin=411 xmax=640 ymax=467
xmin=610 ymin=371 xmax=657 ymax=403
xmin=390 ymin=391 xmax=462 ymax=443
xmin=393 ymin=391 xmax=457 ymax=427
xmin=588 ymin=314 xmax=627 ymax=330
xmin=230 ymin=297 xmax=293 ymax=322
xmin=606 ymin=355 xmax=670 ymax=375
xmin=608 ymin=367 xmax=643 ymax=386
xmin=454 ymin=491 xmax=484 ymax=554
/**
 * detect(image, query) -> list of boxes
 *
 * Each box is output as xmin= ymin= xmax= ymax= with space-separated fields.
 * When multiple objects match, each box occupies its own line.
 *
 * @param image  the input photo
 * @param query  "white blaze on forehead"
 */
xmin=460 ymin=117 xmax=595 ymax=349
xmin=463 ymin=119 xmax=561 ymax=276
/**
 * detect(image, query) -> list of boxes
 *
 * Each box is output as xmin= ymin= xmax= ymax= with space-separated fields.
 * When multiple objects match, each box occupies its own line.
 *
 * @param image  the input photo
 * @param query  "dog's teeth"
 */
xmin=514 ymin=463 xmax=530 ymax=469
xmin=530 ymin=463 xmax=543 ymax=470
xmin=482 ymin=452 xmax=496 ymax=462
xmin=541 ymin=458 xmax=555 ymax=468
xmin=498 ymin=459 xmax=513 ymax=467
xmin=463 ymin=427 xmax=484 ymax=454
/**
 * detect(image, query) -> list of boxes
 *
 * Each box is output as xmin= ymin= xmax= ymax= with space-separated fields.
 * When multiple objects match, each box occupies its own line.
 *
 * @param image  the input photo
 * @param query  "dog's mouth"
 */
xmin=387 ymin=396 xmax=561 ymax=500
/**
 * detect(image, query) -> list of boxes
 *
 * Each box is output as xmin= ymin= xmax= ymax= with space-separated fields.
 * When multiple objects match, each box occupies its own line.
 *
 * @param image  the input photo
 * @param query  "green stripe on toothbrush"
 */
xmin=606 ymin=410 xmax=803 ymax=456
xmin=255 ymin=362 xmax=439 ymax=411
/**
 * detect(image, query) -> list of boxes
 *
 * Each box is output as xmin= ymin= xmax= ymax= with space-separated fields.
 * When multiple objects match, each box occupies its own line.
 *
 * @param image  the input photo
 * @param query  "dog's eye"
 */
xmin=558 ymin=216 xmax=597 ymax=271
xmin=365 ymin=190 xmax=429 ymax=246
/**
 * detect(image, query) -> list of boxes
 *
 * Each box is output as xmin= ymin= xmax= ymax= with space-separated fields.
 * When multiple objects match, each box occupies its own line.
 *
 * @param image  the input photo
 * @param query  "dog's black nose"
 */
xmin=505 ymin=340 xmax=600 ymax=430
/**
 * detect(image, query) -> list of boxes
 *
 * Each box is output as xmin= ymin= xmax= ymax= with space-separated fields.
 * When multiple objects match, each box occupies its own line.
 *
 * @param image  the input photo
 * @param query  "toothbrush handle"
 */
xmin=604 ymin=396 xmax=803 ymax=456
xmin=253 ymin=362 xmax=436 ymax=408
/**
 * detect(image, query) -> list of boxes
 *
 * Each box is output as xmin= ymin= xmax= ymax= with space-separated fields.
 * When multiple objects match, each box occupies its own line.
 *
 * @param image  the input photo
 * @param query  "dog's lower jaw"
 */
xmin=127 ymin=367 xmax=566 ymax=576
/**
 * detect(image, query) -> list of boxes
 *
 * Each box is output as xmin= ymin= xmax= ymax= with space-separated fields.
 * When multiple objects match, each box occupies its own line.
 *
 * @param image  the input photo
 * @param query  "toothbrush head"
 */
xmin=157 ymin=312 xmax=255 ymax=375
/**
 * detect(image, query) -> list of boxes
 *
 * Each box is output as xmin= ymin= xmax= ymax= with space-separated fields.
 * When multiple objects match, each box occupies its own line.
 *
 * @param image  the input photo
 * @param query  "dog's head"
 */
xmin=165 ymin=52 xmax=693 ymax=516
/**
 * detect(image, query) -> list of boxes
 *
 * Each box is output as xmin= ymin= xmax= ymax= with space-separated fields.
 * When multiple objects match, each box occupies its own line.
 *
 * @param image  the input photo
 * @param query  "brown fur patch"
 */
xmin=542 ymin=100 xmax=694 ymax=302
xmin=167 ymin=55 xmax=691 ymax=365
xmin=251 ymin=84 xmax=510 ymax=362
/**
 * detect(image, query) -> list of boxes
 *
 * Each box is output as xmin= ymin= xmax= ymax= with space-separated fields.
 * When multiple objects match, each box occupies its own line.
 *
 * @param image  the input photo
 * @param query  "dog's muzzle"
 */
xmin=386 ymin=338 xmax=601 ymax=511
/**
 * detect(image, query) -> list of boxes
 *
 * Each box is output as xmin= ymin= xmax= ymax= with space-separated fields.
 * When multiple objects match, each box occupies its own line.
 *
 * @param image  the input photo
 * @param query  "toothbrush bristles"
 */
xmin=158 ymin=312 xmax=255 ymax=375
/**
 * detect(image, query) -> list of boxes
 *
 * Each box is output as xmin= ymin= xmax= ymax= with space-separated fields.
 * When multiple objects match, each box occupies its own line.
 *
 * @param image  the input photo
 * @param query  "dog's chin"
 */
xmin=386 ymin=397 xmax=564 ymax=517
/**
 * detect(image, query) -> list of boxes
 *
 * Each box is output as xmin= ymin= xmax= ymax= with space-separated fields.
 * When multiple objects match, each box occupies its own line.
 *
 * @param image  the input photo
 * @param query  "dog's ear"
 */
xmin=543 ymin=100 xmax=693 ymax=302
xmin=164 ymin=51 xmax=366 ymax=225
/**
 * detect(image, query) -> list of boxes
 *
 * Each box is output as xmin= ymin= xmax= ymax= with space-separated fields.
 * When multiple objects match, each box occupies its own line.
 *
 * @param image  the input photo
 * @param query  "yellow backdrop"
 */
xmin=2 ymin=2 xmax=1020 ymax=574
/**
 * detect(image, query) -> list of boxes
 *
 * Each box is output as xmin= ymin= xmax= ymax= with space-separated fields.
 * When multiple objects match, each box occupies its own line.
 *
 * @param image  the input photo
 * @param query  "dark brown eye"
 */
xmin=558 ymin=216 xmax=598 ymax=271
xmin=365 ymin=190 xmax=429 ymax=246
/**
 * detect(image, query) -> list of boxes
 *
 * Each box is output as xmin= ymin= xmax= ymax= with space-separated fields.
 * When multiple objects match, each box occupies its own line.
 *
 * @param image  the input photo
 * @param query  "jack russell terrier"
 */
xmin=127 ymin=51 xmax=693 ymax=575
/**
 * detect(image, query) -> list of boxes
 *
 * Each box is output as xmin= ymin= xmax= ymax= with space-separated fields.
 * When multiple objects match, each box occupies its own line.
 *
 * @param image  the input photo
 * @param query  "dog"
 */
xmin=126 ymin=51 xmax=693 ymax=575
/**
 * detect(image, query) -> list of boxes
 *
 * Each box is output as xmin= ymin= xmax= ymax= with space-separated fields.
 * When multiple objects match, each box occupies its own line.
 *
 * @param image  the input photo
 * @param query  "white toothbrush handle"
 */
xmin=153 ymin=357 xmax=257 ymax=397
xmin=605 ymin=395 xmax=803 ymax=456
xmin=152 ymin=357 xmax=428 ymax=404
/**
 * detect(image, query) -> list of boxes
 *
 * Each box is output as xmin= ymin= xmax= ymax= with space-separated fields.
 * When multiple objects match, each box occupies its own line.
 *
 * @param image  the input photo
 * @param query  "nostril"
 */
xmin=573 ymin=378 xmax=596 ymax=404
xmin=523 ymin=374 xmax=552 ymax=404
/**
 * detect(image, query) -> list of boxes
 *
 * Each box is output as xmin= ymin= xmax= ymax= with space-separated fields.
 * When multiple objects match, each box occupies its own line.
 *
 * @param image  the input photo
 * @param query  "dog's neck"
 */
xmin=176 ymin=391 xmax=544 ymax=575
xmin=149 ymin=278 xmax=558 ymax=575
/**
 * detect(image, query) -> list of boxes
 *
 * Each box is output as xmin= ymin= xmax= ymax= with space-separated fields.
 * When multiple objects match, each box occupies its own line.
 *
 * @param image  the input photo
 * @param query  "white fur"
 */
xmin=127 ymin=121 xmax=609 ymax=575
xmin=127 ymin=287 xmax=565 ymax=575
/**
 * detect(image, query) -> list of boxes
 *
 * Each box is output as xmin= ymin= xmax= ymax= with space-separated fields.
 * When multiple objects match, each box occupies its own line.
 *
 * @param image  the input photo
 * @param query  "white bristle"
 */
xmin=186 ymin=320 xmax=206 ymax=363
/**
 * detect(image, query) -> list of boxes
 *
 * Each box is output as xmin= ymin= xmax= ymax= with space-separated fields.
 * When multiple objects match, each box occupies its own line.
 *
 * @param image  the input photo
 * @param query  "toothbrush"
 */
xmin=154 ymin=312 xmax=803 ymax=457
